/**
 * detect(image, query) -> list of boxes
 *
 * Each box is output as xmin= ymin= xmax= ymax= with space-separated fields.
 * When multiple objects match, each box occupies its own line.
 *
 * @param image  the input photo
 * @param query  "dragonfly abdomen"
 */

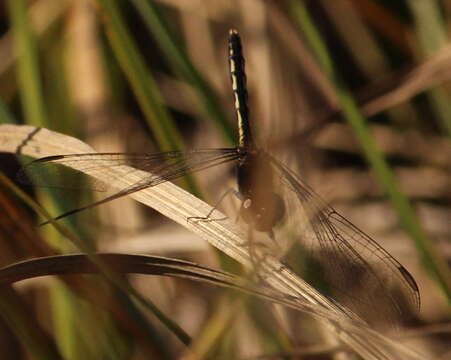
xmin=228 ymin=29 xmax=253 ymax=149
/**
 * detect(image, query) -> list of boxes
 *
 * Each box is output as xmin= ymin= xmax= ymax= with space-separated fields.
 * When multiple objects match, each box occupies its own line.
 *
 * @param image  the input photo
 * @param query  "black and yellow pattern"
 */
xmin=228 ymin=29 xmax=253 ymax=149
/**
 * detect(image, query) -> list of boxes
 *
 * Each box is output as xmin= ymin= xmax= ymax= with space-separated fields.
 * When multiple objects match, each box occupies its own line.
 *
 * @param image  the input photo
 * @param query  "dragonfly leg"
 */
xmin=187 ymin=188 xmax=241 ymax=224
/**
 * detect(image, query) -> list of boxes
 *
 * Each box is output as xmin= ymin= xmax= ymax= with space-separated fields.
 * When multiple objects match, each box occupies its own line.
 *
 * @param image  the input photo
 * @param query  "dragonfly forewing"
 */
xmin=19 ymin=148 xmax=241 ymax=224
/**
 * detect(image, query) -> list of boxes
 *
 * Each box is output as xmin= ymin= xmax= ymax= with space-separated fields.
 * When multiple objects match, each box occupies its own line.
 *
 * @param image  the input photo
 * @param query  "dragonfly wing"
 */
xmin=267 ymin=153 xmax=420 ymax=325
xmin=20 ymin=148 xmax=241 ymax=224
xmin=18 ymin=149 xmax=240 ymax=191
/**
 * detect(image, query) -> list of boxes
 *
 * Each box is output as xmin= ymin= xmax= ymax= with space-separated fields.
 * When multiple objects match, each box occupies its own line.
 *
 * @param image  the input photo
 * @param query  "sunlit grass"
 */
xmin=0 ymin=0 xmax=450 ymax=359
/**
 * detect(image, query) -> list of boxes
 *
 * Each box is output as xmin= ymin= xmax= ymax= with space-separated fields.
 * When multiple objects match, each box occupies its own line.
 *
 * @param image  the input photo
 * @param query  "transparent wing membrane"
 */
xmin=267 ymin=153 xmax=420 ymax=325
xmin=18 ymin=153 xmax=155 ymax=190
xmin=19 ymin=149 xmax=239 ymax=189
xmin=19 ymin=148 xmax=240 ymax=223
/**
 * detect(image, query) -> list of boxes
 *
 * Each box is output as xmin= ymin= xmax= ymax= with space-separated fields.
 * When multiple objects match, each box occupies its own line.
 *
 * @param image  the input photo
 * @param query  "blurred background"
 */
xmin=0 ymin=0 xmax=450 ymax=359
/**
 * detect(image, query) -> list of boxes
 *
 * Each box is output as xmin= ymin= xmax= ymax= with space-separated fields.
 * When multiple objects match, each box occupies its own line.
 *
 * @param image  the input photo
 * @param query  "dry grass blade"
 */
xmin=0 ymin=124 xmax=425 ymax=360
xmin=0 ymin=253 xmax=245 ymax=286
xmin=0 ymin=253 xmax=382 ymax=327
xmin=362 ymin=43 xmax=451 ymax=117
xmin=0 ymin=253 xmax=421 ymax=360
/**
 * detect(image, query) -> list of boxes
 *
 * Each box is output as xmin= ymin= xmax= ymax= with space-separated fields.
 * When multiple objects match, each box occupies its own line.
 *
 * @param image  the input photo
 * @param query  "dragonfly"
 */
xmin=19 ymin=29 xmax=420 ymax=324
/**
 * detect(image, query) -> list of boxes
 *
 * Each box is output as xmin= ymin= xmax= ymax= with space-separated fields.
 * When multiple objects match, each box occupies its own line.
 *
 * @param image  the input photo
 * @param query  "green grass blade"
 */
xmin=130 ymin=0 xmax=235 ymax=144
xmin=7 ymin=0 xmax=47 ymax=127
xmin=0 ymin=286 xmax=62 ymax=360
xmin=289 ymin=0 xmax=451 ymax=304
xmin=97 ymin=0 xmax=201 ymax=194
xmin=0 ymin=173 xmax=191 ymax=349
xmin=97 ymin=0 xmax=184 ymax=152
xmin=409 ymin=0 xmax=451 ymax=136
xmin=7 ymin=4 xmax=72 ymax=354
xmin=0 ymin=99 xmax=15 ymax=124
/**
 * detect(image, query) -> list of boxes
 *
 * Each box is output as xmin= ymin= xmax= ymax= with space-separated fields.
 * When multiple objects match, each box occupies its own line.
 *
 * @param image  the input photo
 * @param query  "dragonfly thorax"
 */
xmin=237 ymin=150 xmax=285 ymax=232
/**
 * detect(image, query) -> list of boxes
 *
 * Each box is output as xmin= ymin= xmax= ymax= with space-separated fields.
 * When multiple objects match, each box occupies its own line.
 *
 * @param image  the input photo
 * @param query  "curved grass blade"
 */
xmin=1 ymin=124 xmax=427 ymax=359
xmin=0 ymin=253 xmax=426 ymax=359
